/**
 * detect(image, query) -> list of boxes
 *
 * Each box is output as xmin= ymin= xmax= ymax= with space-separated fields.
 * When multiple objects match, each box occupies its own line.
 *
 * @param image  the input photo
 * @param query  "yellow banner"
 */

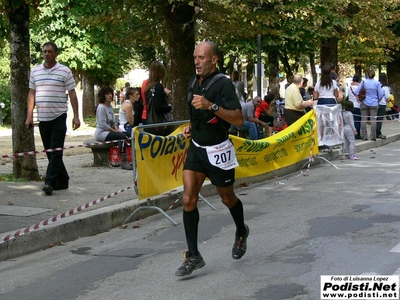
xmin=134 ymin=111 xmax=318 ymax=200
xmin=234 ymin=110 xmax=319 ymax=178
xmin=134 ymin=125 xmax=190 ymax=200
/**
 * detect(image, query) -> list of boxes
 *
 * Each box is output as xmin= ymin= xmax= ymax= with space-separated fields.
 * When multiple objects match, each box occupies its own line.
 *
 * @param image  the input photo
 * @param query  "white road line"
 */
xmin=390 ymin=243 xmax=400 ymax=253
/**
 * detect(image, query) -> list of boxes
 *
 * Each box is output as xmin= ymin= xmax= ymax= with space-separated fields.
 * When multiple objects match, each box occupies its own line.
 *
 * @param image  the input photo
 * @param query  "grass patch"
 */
xmin=0 ymin=173 xmax=29 ymax=182
xmin=0 ymin=125 xmax=11 ymax=130
xmin=84 ymin=115 xmax=97 ymax=127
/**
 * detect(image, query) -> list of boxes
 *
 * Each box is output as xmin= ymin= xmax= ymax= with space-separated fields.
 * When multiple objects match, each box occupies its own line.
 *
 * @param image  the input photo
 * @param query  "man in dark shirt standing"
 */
xmin=175 ymin=41 xmax=249 ymax=277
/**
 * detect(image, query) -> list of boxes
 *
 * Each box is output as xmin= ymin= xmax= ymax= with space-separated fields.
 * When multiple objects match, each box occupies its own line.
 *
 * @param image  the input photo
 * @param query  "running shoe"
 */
xmin=349 ymin=155 xmax=360 ymax=160
xmin=232 ymin=224 xmax=249 ymax=260
xmin=175 ymin=251 xmax=205 ymax=277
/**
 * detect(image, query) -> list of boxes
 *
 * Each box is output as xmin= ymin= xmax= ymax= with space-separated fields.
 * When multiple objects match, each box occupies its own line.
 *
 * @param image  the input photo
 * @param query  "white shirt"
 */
xmin=29 ymin=62 xmax=76 ymax=121
xmin=315 ymin=80 xmax=338 ymax=98
xmin=379 ymin=86 xmax=390 ymax=106
xmin=348 ymin=84 xmax=360 ymax=109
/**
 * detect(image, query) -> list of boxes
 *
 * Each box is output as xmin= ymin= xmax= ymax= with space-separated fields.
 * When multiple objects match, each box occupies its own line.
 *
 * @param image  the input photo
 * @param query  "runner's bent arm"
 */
xmin=191 ymin=94 xmax=244 ymax=127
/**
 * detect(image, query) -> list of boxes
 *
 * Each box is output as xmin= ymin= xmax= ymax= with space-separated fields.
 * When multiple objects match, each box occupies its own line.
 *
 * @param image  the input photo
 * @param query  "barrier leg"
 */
xmin=316 ymin=156 xmax=339 ymax=169
xmin=122 ymin=199 xmax=179 ymax=226
xmin=300 ymin=155 xmax=339 ymax=170
xmin=198 ymin=194 xmax=216 ymax=210
xmin=331 ymin=143 xmax=350 ymax=161
xmin=169 ymin=193 xmax=216 ymax=211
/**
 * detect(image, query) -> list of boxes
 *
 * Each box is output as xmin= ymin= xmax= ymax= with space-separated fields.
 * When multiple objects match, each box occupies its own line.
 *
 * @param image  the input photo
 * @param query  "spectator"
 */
xmin=343 ymin=101 xmax=359 ymax=160
xmin=231 ymin=70 xmax=245 ymax=104
xmin=376 ymin=73 xmax=390 ymax=139
xmin=237 ymin=96 xmax=269 ymax=140
xmin=313 ymin=64 xmax=340 ymax=105
xmin=255 ymin=93 xmax=275 ymax=136
xmin=387 ymin=91 xmax=399 ymax=121
xmin=300 ymin=78 xmax=309 ymax=100
xmin=284 ymin=73 xmax=313 ymax=126
xmin=141 ymin=78 xmax=149 ymax=124
xmin=284 ymin=73 xmax=294 ymax=89
xmin=119 ymin=87 xmax=125 ymax=105
xmin=329 ymin=63 xmax=338 ymax=80
xmin=305 ymin=86 xmax=314 ymax=102
xmin=143 ymin=61 xmax=172 ymax=132
xmin=347 ymin=74 xmax=361 ymax=139
xmin=95 ymin=86 xmax=132 ymax=170
xmin=355 ymin=69 xmax=384 ymax=141
xmin=118 ymin=87 xmax=140 ymax=137
xmin=25 ymin=41 xmax=81 ymax=196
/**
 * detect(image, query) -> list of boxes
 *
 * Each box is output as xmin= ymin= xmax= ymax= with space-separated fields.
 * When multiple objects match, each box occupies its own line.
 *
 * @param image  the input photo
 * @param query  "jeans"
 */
xmin=360 ymin=103 xmax=378 ymax=140
xmin=124 ymin=124 xmax=133 ymax=137
xmin=237 ymin=121 xmax=259 ymax=140
xmin=376 ymin=104 xmax=386 ymax=136
xmin=352 ymin=107 xmax=361 ymax=139
xmin=105 ymin=131 xmax=130 ymax=153
xmin=39 ymin=113 xmax=69 ymax=187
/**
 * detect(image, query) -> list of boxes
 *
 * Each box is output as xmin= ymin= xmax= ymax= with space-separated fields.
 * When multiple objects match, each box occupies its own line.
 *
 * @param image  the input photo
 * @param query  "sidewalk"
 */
xmin=0 ymin=119 xmax=400 ymax=261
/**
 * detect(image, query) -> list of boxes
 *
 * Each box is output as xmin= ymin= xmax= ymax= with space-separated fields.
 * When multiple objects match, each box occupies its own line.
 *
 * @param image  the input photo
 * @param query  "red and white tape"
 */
xmin=1 ymin=139 xmax=127 ymax=159
xmin=0 ymin=185 xmax=132 ymax=244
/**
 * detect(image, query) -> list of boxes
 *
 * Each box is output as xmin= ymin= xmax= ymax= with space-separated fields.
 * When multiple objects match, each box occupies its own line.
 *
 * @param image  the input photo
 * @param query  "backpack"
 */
xmin=187 ymin=73 xmax=226 ymax=102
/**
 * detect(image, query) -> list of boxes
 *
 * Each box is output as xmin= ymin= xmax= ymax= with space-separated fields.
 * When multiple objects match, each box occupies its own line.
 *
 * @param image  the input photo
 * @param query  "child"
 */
xmin=387 ymin=92 xmax=399 ymax=121
xmin=343 ymin=101 xmax=360 ymax=160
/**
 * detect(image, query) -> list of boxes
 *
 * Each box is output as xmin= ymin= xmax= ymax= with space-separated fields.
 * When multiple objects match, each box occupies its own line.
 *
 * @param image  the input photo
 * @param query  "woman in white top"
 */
xmin=118 ymin=87 xmax=140 ymax=137
xmin=347 ymin=74 xmax=361 ymax=139
xmin=313 ymin=64 xmax=340 ymax=105
xmin=376 ymin=73 xmax=391 ymax=139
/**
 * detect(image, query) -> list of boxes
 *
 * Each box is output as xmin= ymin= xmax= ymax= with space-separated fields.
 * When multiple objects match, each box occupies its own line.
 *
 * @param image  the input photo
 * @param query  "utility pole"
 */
xmin=256 ymin=2 xmax=262 ymax=97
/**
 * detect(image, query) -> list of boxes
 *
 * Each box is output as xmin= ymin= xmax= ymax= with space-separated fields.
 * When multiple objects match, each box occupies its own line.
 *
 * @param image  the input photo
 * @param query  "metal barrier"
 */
xmin=313 ymin=104 xmax=347 ymax=169
xmin=123 ymin=120 xmax=215 ymax=226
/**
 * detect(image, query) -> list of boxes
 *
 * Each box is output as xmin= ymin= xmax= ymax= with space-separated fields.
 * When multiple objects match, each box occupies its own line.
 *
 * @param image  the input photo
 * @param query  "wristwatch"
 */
xmin=211 ymin=103 xmax=219 ymax=112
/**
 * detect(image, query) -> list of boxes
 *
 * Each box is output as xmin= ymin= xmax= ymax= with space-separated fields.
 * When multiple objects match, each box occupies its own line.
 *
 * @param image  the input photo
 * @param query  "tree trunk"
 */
xmin=354 ymin=59 xmax=362 ymax=77
xmin=82 ymin=73 xmax=96 ymax=118
xmin=320 ymin=37 xmax=338 ymax=68
xmin=9 ymin=3 xmax=39 ymax=180
xmin=246 ymin=54 xmax=255 ymax=101
xmin=164 ymin=3 xmax=195 ymax=121
xmin=387 ymin=53 xmax=400 ymax=106
xmin=279 ymin=51 xmax=291 ymax=75
xmin=267 ymin=49 xmax=279 ymax=99
xmin=225 ymin=54 xmax=236 ymax=76
xmin=309 ymin=53 xmax=317 ymax=86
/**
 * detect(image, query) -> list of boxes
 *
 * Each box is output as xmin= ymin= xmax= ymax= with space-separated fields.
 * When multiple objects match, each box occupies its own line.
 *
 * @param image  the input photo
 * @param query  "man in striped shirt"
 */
xmin=25 ymin=42 xmax=81 ymax=196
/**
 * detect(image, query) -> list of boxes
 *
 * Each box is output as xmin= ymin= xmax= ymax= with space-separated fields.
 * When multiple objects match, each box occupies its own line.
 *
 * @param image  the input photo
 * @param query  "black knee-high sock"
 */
xmin=229 ymin=199 xmax=246 ymax=237
xmin=183 ymin=208 xmax=199 ymax=256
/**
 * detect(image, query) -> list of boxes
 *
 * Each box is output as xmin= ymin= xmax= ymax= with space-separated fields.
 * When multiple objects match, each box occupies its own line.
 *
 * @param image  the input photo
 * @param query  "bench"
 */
xmin=228 ymin=125 xmax=266 ymax=139
xmin=83 ymin=140 xmax=118 ymax=167
xmin=228 ymin=125 xmax=249 ymax=138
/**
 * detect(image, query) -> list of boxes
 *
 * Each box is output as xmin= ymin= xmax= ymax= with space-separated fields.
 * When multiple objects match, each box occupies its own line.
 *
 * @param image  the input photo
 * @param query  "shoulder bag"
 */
xmin=146 ymin=86 xmax=174 ymax=136
xmin=357 ymin=81 xmax=366 ymax=101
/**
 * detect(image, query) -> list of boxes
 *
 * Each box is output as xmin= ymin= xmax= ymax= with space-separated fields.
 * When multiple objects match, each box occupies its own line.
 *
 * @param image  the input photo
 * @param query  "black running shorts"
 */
xmin=184 ymin=141 xmax=235 ymax=187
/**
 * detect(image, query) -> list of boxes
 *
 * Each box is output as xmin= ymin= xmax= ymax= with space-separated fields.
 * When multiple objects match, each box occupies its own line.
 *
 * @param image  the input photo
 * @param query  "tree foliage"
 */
xmin=30 ymin=0 xmax=136 ymax=85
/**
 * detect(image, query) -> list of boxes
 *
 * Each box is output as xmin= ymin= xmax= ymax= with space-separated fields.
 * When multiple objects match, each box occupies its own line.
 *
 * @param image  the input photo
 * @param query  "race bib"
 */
xmin=192 ymin=139 xmax=239 ymax=170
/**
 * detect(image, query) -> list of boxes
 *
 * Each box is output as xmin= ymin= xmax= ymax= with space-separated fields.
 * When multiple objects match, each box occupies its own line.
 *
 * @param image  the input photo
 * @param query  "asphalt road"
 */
xmin=1 ymin=140 xmax=400 ymax=300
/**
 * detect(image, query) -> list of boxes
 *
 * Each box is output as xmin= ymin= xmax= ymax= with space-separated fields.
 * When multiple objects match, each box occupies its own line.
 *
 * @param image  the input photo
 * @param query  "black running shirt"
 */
xmin=187 ymin=71 xmax=241 ymax=146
